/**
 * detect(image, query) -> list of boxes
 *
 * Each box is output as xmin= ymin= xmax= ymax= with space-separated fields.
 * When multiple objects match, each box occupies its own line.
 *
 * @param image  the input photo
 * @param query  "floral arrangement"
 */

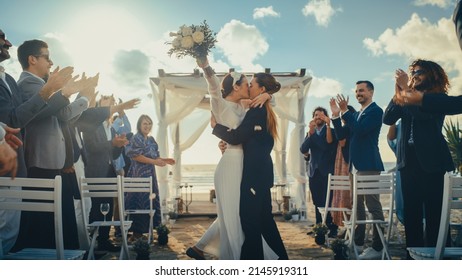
xmin=156 ymin=224 xmax=170 ymax=235
xmin=133 ymin=238 xmax=151 ymax=253
xmin=166 ymin=20 xmax=217 ymax=59
xmin=312 ymin=223 xmax=329 ymax=235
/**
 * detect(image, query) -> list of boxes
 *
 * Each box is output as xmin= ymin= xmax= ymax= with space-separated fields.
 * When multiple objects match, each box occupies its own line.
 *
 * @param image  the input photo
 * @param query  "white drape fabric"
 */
xmin=150 ymin=73 xmax=312 ymax=220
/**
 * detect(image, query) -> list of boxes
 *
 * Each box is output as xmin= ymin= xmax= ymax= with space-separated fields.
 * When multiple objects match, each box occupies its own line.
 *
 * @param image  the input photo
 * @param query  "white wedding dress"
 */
xmin=194 ymin=73 xmax=278 ymax=260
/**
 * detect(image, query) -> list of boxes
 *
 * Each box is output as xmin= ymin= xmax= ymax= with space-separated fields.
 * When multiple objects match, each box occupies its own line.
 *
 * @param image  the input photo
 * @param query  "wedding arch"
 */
xmin=150 ymin=68 xmax=312 ymax=218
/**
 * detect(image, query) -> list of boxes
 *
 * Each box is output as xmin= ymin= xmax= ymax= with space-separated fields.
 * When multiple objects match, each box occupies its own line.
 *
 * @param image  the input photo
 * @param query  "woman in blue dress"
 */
xmin=125 ymin=114 xmax=175 ymax=239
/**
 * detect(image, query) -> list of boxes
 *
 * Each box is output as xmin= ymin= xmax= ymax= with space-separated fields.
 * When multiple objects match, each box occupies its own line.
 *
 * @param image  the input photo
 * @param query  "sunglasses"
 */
xmin=0 ymin=39 xmax=12 ymax=49
xmin=411 ymin=69 xmax=425 ymax=77
xmin=34 ymin=54 xmax=52 ymax=63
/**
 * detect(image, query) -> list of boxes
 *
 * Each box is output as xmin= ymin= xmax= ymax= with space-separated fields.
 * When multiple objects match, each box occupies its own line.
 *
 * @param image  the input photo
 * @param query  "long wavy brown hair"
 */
xmin=409 ymin=59 xmax=450 ymax=93
xmin=253 ymin=73 xmax=281 ymax=140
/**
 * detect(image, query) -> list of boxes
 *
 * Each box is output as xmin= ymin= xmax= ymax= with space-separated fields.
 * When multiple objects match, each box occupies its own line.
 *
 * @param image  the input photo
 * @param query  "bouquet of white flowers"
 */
xmin=166 ymin=20 xmax=217 ymax=59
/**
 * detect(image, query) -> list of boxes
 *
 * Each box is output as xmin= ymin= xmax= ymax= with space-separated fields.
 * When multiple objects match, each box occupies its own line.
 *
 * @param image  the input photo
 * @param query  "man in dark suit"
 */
xmin=300 ymin=107 xmax=338 ymax=236
xmin=212 ymin=73 xmax=288 ymax=260
xmin=81 ymin=96 xmax=129 ymax=251
xmin=384 ymin=59 xmax=454 ymax=259
xmin=331 ymin=80 xmax=385 ymax=259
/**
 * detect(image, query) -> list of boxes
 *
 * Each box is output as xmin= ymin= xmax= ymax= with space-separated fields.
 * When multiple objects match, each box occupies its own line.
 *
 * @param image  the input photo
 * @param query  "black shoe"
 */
xmin=327 ymin=225 xmax=338 ymax=238
xmin=98 ymin=240 xmax=120 ymax=252
xmin=186 ymin=247 xmax=205 ymax=260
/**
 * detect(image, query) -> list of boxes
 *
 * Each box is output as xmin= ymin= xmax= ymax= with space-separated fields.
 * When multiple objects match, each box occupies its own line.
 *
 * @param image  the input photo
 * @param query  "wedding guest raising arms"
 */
xmin=330 ymin=81 xmax=385 ymax=260
xmin=383 ymin=59 xmax=453 ymax=258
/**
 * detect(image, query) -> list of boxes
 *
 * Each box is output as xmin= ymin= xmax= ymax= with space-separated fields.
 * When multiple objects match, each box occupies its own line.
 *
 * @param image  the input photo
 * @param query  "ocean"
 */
xmin=177 ymin=162 xmax=397 ymax=193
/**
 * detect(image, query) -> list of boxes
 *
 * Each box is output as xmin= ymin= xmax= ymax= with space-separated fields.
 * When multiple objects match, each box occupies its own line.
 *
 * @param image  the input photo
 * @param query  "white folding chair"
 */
xmin=80 ymin=176 xmax=132 ymax=260
xmin=319 ymin=174 xmax=351 ymax=241
xmin=0 ymin=176 xmax=85 ymax=260
xmin=346 ymin=173 xmax=395 ymax=260
xmin=407 ymin=173 xmax=462 ymax=260
xmin=122 ymin=176 xmax=155 ymax=243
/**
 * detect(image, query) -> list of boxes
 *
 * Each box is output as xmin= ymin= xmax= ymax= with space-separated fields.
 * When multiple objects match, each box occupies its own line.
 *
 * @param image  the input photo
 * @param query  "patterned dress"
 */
xmin=331 ymin=140 xmax=351 ymax=226
xmin=125 ymin=133 xmax=161 ymax=233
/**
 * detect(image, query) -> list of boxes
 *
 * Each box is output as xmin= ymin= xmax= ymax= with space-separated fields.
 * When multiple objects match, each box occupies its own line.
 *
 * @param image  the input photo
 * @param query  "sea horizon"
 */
xmin=174 ymin=162 xmax=397 ymax=194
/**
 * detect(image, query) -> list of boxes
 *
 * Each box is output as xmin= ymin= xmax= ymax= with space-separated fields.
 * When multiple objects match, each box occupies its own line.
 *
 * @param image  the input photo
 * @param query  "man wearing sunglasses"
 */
xmin=0 ymin=29 xmax=73 ymax=254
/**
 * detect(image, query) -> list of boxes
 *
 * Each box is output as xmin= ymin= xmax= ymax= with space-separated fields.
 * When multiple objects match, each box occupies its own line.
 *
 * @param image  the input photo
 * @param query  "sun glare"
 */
xmin=62 ymin=5 xmax=149 ymax=74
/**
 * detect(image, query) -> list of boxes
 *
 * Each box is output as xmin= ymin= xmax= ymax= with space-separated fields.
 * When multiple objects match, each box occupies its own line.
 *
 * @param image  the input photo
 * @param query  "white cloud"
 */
xmin=413 ymin=0 xmax=452 ymax=8
xmin=112 ymin=50 xmax=150 ymax=90
xmin=308 ymin=76 xmax=343 ymax=98
xmin=253 ymin=6 xmax=281 ymax=19
xmin=216 ymin=20 xmax=268 ymax=71
xmin=363 ymin=13 xmax=462 ymax=95
xmin=302 ymin=0 xmax=340 ymax=27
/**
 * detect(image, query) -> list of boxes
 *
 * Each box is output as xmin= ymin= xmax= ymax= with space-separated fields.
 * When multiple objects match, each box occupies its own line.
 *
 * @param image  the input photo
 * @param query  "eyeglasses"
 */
xmin=411 ymin=69 xmax=425 ymax=77
xmin=34 ymin=54 xmax=52 ymax=62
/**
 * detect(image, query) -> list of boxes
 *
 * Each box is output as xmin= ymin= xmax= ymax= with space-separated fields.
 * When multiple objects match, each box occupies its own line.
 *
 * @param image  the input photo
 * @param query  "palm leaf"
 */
xmin=444 ymin=120 xmax=462 ymax=173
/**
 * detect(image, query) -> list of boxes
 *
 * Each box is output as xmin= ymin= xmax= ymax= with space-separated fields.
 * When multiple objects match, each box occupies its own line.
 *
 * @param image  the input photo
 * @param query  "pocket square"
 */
xmin=254 ymin=125 xmax=262 ymax=131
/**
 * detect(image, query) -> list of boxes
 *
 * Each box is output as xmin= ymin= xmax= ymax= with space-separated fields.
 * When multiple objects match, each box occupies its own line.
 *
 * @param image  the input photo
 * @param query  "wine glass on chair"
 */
xmin=100 ymin=203 xmax=110 ymax=223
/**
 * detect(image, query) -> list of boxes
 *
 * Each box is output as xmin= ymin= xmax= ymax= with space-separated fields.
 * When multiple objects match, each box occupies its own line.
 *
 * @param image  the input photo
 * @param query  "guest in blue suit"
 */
xmin=331 ymin=81 xmax=385 ymax=260
xmin=300 ymin=107 xmax=338 ymax=236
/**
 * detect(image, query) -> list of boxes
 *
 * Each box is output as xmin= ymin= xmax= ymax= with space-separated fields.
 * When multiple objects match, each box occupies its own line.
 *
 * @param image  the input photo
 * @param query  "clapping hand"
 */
xmin=336 ymin=94 xmax=349 ymax=113
xmin=308 ymin=120 xmax=316 ymax=136
xmin=112 ymin=134 xmax=128 ymax=148
xmin=395 ymin=68 xmax=410 ymax=91
xmin=3 ymin=126 xmax=22 ymax=149
xmin=41 ymin=66 xmax=74 ymax=100
xmin=318 ymin=111 xmax=331 ymax=126
xmin=0 ymin=125 xmax=22 ymax=178
xmin=329 ymin=98 xmax=340 ymax=117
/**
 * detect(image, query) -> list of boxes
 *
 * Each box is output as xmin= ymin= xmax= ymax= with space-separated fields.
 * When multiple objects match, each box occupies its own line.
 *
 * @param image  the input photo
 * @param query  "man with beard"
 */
xmin=330 ymin=81 xmax=385 ymax=259
xmin=300 ymin=107 xmax=338 ymax=236
xmin=383 ymin=59 xmax=454 ymax=259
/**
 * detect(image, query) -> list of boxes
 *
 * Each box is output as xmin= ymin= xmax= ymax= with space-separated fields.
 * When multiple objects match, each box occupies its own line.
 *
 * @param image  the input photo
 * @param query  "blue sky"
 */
xmin=1 ymin=0 xmax=460 ymax=164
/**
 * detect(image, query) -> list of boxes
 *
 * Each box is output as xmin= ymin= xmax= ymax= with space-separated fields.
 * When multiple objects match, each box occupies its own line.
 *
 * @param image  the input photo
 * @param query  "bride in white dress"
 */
xmin=186 ymin=58 xmax=278 ymax=260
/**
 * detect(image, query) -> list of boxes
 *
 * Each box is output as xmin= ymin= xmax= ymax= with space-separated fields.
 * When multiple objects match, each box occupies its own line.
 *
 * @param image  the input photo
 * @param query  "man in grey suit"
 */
xmin=12 ymin=39 xmax=91 ymax=251
xmin=0 ymin=30 xmax=73 ymax=253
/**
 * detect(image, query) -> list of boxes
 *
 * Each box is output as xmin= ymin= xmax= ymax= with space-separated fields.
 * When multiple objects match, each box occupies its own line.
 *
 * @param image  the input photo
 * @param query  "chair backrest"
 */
xmin=435 ymin=174 xmax=462 ymax=259
xmin=323 ymin=174 xmax=350 ymax=224
xmin=122 ymin=176 xmax=154 ymax=199
xmin=351 ymin=173 xmax=395 ymax=228
xmin=79 ymin=176 xmax=125 ymax=227
xmin=121 ymin=176 xmax=155 ymax=242
xmin=0 ymin=176 xmax=64 ymax=259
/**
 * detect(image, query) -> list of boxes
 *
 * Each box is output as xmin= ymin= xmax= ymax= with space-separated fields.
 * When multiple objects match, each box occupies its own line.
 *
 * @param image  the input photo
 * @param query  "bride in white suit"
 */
xmin=185 ymin=57 xmax=278 ymax=260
